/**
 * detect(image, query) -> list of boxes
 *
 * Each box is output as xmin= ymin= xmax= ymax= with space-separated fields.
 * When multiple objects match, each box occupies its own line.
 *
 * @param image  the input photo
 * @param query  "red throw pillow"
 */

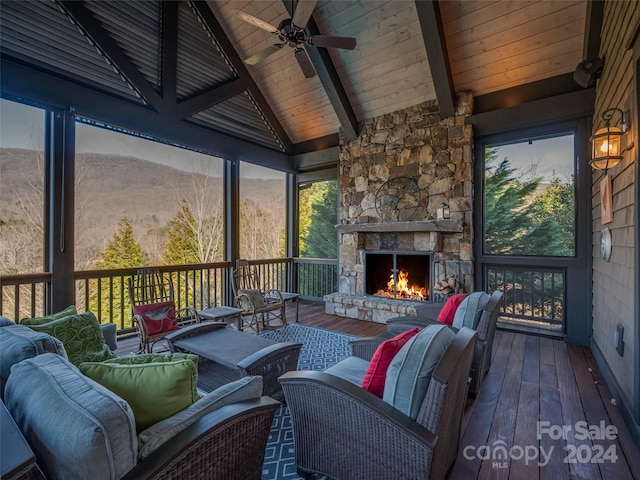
xmin=133 ymin=301 xmax=180 ymax=336
xmin=436 ymin=294 xmax=469 ymax=326
xmin=361 ymin=328 xmax=420 ymax=397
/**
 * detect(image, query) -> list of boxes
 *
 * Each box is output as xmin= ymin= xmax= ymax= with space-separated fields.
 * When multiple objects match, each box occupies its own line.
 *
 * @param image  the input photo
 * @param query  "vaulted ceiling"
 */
xmin=0 ymin=0 xmax=600 ymax=172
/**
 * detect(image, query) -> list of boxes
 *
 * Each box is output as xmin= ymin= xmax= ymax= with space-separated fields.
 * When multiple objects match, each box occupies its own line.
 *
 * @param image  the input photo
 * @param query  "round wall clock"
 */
xmin=600 ymin=227 xmax=612 ymax=262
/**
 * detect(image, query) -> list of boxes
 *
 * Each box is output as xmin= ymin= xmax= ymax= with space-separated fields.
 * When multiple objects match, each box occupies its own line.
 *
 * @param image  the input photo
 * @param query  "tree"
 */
xmin=301 ymin=181 xmax=337 ymax=258
xmin=96 ymin=217 xmax=147 ymax=269
xmin=91 ymin=217 xmax=147 ymax=328
xmin=484 ymin=149 xmax=565 ymax=256
xmin=529 ymin=176 xmax=575 ymax=256
xmin=162 ymin=200 xmax=201 ymax=265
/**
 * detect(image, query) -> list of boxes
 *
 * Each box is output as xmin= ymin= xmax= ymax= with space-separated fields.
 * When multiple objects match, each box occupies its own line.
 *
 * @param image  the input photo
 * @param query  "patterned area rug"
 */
xmin=259 ymin=323 xmax=356 ymax=480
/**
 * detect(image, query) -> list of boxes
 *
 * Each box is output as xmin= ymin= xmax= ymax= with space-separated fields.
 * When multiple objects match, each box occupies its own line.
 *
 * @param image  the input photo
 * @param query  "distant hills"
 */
xmin=0 ymin=148 xmax=286 ymax=266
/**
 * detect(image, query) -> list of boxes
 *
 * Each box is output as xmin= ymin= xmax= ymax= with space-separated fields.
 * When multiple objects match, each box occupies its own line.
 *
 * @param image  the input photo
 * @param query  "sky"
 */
xmin=0 ymin=98 xmax=284 ymax=180
xmin=491 ymin=135 xmax=575 ymax=183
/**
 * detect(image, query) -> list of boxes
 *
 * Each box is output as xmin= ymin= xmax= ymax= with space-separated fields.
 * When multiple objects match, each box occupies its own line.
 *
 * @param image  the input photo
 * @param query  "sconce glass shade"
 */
xmin=436 ymin=203 xmax=450 ymax=220
xmin=590 ymin=109 xmax=626 ymax=171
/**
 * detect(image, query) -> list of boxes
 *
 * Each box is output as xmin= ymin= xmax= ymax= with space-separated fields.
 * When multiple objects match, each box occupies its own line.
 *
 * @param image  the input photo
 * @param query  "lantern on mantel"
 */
xmin=590 ymin=107 xmax=627 ymax=171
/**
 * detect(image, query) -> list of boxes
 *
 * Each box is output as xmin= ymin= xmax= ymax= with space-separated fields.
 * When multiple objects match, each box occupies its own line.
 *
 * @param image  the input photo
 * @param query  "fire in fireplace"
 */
xmin=365 ymin=251 xmax=431 ymax=302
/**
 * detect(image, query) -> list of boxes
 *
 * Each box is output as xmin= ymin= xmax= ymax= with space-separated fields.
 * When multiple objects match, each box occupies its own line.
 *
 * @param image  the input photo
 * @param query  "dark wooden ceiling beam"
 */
xmin=584 ymin=0 xmax=605 ymax=60
xmin=161 ymin=1 xmax=178 ymax=116
xmin=57 ymin=0 xmax=164 ymax=112
xmin=176 ymin=77 xmax=250 ymax=119
xmin=302 ymin=16 xmax=359 ymax=142
xmin=415 ymin=0 xmax=455 ymax=119
xmin=189 ymin=0 xmax=293 ymax=153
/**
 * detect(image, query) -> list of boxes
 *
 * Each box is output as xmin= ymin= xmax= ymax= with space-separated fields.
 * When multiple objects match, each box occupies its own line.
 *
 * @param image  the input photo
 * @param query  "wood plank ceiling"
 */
xmin=0 ymin=0 xmax=593 ymax=169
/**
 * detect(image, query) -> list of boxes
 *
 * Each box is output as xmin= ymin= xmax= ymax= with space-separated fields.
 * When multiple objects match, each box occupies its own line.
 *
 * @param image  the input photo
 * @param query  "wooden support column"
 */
xmin=47 ymin=109 xmax=75 ymax=312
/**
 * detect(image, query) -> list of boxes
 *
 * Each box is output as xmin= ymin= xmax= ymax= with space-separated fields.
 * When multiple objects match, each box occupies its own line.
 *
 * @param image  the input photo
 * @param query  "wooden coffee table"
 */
xmin=166 ymin=322 xmax=301 ymax=401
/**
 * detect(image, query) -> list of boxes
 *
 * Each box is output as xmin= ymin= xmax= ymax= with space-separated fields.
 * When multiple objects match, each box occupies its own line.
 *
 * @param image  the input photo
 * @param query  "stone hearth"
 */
xmin=326 ymin=94 xmax=474 ymax=322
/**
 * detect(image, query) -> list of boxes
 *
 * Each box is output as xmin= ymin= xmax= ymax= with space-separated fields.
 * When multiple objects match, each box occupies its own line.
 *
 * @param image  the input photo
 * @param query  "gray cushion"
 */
xmin=452 ymin=292 xmax=489 ymax=330
xmin=4 ymin=353 xmax=137 ymax=480
xmin=137 ymin=375 xmax=263 ymax=459
xmin=100 ymin=323 xmax=118 ymax=352
xmin=324 ymin=356 xmax=370 ymax=386
xmin=383 ymin=324 xmax=455 ymax=419
xmin=0 ymin=315 xmax=15 ymax=326
xmin=0 ymin=324 xmax=67 ymax=399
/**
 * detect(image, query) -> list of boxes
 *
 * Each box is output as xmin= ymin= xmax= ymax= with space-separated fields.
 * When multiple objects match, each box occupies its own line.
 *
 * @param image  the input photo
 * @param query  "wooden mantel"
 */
xmin=335 ymin=220 xmax=463 ymax=233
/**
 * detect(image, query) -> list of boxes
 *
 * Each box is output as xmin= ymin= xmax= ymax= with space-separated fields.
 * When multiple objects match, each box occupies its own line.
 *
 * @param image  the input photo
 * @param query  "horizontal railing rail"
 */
xmin=486 ymin=264 xmax=565 ymax=327
xmin=0 ymin=272 xmax=52 ymax=321
xmin=1 ymin=258 xmax=338 ymax=334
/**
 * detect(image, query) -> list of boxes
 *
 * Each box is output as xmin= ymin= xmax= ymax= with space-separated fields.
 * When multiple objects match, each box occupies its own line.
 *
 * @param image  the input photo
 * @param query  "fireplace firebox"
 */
xmin=365 ymin=251 xmax=431 ymax=302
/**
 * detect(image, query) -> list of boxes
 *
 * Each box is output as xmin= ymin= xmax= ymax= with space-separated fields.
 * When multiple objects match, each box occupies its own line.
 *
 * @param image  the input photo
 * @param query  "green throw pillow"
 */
xmin=25 ymin=311 xmax=115 ymax=366
xmin=20 ymin=305 xmax=78 ymax=326
xmin=80 ymin=354 xmax=199 ymax=431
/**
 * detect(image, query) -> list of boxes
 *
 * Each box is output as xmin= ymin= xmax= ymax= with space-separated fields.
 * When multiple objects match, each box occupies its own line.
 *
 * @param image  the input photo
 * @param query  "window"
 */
xmin=75 ymin=121 xmax=225 ymax=270
xmin=483 ymin=134 xmax=576 ymax=257
xmin=0 ymin=99 xmax=46 ymax=274
xmin=298 ymin=179 xmax=337 ymax=259
xmin=239 ymin=162 xmax=286 ymax=259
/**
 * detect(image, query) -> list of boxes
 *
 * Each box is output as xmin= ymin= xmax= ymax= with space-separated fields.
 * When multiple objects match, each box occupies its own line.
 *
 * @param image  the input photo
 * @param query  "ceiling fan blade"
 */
xmin=291 ymin=0 xmax=317 ymax=30
xmin=245 ymin=44 xmax=284 ymax=65
xmin=308 ymin=35 xmax=357 ymax=50
xmin=231 ymin=8 xmax=279 ymax=33
xmin=294 ymin=48 xmax=316 ymax=78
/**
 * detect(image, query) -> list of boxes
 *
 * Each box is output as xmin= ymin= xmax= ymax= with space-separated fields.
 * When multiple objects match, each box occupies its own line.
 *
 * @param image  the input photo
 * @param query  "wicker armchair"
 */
xmin=232 ymin=260 xmax=286 ymax=333
xmin=127 ymin=268 xmax=201 ymax=353
xmin=279 ymin=327 xmax=477 ymax=480
xmin=355 ymin=289 xmax=503 ymax=398
xmin=121 ymin=397 xmax=279 ymax=480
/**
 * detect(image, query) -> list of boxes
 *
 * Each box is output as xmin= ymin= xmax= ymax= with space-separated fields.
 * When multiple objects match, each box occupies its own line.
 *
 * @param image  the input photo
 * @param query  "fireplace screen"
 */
xmin=365 ymin=252 xmax=431 ymax=301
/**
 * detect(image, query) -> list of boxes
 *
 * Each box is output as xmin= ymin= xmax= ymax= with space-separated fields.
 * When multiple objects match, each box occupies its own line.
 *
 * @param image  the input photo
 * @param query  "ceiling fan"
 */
xmin=232 ymin=0 xmax=356 ymax=79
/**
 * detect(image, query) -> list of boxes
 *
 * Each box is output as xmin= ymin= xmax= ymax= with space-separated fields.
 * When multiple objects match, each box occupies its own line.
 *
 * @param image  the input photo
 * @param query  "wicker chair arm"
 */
xmin=121 ymin=396 xmax=279 ymax=480
xmin=413 ymin=302 xmax=446 ymax=321
xmin=237 ymin=342 xmax=302 ymax=371
xmin=279 ymin=370 xmax=437 ymax=479
xmin=164 ymin=322 xmax=227 ymax=347
xmin=349 ymin=336 xmax=386 ymax=361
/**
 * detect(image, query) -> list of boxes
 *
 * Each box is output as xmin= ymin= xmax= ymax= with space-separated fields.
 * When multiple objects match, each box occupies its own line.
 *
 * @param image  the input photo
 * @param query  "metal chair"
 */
xmin=231 ymin=260 xmax=286 ymax=334
xmin=127 ymin=268 xmax=200 ymax=353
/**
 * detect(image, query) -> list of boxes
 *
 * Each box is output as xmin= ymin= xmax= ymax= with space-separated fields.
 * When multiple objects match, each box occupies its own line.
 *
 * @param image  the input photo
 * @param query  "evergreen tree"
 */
xmin=93 ymin=217 xmax=147 ymax=328
xmin=484 ymin=149 xmax=565 ymax=256
xmin=96 ymin=217 xmax=147 ymax=269
xmin=529 ymin=176 xmax=575 ymax=256
xmin=301 ymin=181 xmax=337 ymax=258
xmin=162 ymin=199 xmax=200 ymax=265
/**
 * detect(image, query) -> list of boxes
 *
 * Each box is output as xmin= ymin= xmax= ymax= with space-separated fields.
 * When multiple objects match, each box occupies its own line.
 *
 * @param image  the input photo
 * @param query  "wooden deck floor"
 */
xmin=116 ymin=302 xmax=640 ymax=479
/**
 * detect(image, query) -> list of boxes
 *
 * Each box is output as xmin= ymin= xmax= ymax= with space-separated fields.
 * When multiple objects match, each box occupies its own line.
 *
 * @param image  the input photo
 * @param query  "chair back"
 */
xmin=127 ymin=268 xmax=175 ymax=309
xmin=417 ymin=327 xmax=477 ymax=480
xmin=232 ymin=259 xmax=261 ymax=294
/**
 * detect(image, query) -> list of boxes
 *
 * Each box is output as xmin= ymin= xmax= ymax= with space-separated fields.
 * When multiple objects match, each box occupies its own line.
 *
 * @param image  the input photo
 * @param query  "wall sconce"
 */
xmin=590 ymin=107 xmax=628 ymax=171
xmin=436 ymin=203 xmax=450 ymax=220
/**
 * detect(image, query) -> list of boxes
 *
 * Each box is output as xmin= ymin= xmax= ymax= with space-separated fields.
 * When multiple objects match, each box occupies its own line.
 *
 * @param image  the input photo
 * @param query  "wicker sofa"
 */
xmin=279 ymin=326 xmax=477 ymax=480
xmin=0 ymin=321 xmax=278 ymax=480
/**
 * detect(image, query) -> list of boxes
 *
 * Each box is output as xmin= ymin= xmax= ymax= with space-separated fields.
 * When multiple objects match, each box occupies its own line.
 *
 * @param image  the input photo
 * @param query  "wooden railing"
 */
xmin=1 ymin=257 xmax=338 ymax=334
xmin=486 ymin=265 xmax=565 ymax=327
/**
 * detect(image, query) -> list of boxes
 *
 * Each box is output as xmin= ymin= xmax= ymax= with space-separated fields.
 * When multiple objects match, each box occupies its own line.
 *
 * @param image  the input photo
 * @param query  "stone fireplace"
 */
xmin=325 ymin=94 xmax=474 ymax=323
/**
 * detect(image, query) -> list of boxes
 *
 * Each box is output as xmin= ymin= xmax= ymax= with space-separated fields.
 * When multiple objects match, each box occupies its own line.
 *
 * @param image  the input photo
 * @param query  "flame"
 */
xmin=376 ymin=268 xmax=427 ymax=300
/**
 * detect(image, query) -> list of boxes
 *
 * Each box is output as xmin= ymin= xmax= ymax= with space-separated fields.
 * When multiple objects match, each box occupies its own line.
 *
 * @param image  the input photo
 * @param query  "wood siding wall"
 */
xmin=592 ymin=0 xmax=638 ymax=414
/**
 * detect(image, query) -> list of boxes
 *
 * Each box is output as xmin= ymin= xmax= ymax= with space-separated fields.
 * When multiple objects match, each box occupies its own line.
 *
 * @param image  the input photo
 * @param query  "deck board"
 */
xmin=113 ymin=301 xmax=640 ymax=479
